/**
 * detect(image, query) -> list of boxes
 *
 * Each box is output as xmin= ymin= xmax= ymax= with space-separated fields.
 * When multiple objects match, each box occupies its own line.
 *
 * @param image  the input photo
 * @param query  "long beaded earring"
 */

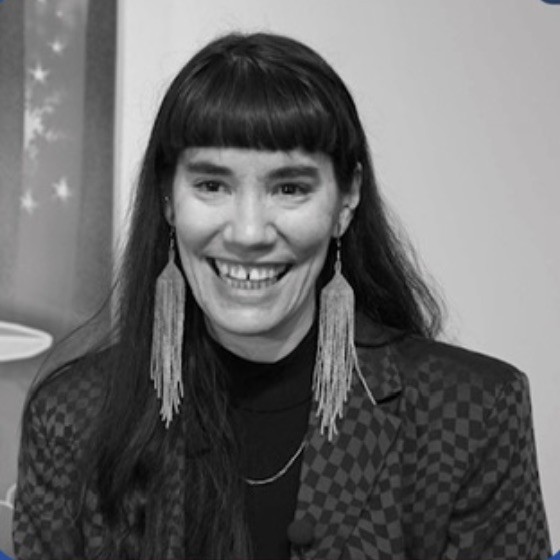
xmin=313 ymin=229 xmax=361 ymax=441
xmin=150 ymin=228 xmax=185 ymax=428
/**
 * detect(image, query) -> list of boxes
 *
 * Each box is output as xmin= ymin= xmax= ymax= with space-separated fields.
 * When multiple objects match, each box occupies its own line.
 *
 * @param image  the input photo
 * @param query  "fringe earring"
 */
xmin=313 ymin=233 xmax=362 ymax=441
xmin=150 ymin=229 xmax=185 ymax=428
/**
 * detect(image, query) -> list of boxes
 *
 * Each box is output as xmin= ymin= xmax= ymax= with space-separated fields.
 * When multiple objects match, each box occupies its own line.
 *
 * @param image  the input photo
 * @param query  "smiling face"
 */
xmin=168 ymin=148 xmax=360 ymax=361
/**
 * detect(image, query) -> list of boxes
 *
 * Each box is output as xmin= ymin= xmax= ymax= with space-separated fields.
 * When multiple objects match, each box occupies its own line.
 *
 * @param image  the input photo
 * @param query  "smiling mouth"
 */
xmin=209 ymin=259 xmax=291 ymax=289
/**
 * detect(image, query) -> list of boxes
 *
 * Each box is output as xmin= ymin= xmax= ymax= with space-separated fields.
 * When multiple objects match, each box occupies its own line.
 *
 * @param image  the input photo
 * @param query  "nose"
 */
xmin=222 ymin=192 xmax=276 ymax=250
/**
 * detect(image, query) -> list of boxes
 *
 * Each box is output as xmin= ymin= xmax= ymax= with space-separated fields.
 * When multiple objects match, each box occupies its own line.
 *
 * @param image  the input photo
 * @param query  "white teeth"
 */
xmin=249 ymin=267 xmax=274 ymax=281
xmin=230 ymin=265 xmax=246 ymax=280
xmin=213 ymin=260 xmax=287 ymax=283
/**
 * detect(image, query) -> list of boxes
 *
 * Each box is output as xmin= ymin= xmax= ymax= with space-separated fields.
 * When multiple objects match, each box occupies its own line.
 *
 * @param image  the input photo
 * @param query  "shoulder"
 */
xmin=355 ymin=317 xmax=538 ymax=487
xmin=395 ymin=334 xmax=527 ymax=394
xmin=355 ymin=314 xmax=529 ymax=411
xmin=25 ymin=350 xmax=109 ymax=446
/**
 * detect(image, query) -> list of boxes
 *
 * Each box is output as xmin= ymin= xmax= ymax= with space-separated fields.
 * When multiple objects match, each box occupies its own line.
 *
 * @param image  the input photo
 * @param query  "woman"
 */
xmin=13 ymin=32 xmax=550 ymax=559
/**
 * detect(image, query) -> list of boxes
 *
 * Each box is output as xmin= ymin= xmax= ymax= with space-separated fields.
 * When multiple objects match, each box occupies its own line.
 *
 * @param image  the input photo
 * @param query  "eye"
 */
xmin=276 ymin=183 xmax=309 ymax=197
xmin=193 ymin=180 xmax=226 ymax=194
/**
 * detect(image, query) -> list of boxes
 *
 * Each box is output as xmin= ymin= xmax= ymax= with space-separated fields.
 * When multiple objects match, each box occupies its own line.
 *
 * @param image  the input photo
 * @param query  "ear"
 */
xmin=336 ymin=164 xmax=362 ymax=236
xmin=164 ymin=195 xmax=174 ymax=226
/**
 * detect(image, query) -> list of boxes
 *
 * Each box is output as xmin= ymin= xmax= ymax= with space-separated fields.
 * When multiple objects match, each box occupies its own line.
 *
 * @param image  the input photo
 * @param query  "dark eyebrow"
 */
xmin=183 ymin=161 xmax=320 ymax=180
xmin=267 ymin=166 xmax=320 ymax=180
xmin=184 ymin=161 xmax=233 ymax=176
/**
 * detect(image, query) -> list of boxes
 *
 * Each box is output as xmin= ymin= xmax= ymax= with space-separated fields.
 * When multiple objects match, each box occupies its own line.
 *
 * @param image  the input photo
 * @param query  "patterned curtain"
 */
xmin=0 ymin=0 xmax=116 ymax=554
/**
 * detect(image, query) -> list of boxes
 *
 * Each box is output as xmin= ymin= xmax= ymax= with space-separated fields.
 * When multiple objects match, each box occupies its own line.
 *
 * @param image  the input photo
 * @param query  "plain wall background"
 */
xmin=116 ymin=0 xmax=560 ymax=546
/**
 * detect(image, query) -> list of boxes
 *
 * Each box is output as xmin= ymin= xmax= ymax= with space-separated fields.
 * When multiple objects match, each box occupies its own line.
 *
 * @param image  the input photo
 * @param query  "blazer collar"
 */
xmin=293 ymin=314 xmax=403 ymax=559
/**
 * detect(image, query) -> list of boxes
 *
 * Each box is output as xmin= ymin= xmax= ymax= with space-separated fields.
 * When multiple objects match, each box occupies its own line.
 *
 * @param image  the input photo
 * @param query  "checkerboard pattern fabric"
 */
xmin=13 ymin=317 xmax=551 ymax=559
xmin=293 ymin=326 xmax=551 ymax=559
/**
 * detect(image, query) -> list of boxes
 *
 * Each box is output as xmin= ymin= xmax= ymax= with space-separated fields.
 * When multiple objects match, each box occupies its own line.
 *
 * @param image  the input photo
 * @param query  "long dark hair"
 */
xmin=23 ymin=32 xmax=443 ymax=558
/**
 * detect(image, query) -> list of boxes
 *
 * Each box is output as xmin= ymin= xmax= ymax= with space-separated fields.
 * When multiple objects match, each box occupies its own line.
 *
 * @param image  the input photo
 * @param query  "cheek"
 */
xmin=173 ymin=223 xmax=198 ymax=268
xmin=171 ymin=210 xmax=213 ymax=290
xmin=172 ymin=198 xmax=213 ymax=255
xmin=296 ymin=233 xmax=331 ymax=268
xmin=283 ymin=206 xmax=338 ymax=261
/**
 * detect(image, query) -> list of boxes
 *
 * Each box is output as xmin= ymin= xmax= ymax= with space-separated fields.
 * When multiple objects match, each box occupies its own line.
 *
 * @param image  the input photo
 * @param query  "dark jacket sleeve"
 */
xmin=443 ymin=370 xmax=551 ymax=560
xmin=12 ymin=396 xmax=84 ymax=559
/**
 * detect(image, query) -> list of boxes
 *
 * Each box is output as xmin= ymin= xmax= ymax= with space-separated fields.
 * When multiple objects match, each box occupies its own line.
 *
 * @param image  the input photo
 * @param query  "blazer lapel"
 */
xmin=292 ymin=319 xmax=403 ymax=559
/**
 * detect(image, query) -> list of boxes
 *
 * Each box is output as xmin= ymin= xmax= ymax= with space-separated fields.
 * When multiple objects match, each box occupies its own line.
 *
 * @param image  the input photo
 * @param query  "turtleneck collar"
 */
xmin=211 ymin=321 xmax=318 ymax=412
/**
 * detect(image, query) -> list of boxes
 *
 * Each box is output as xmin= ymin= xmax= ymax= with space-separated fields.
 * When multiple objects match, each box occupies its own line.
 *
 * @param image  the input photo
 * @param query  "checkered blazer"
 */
xmin=13 ymin=315 xmax=551 ymax=559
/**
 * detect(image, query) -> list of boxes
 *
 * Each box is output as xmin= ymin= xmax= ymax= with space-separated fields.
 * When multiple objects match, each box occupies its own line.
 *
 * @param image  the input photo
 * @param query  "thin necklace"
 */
xmin=244 ymin=439 xmax=308 ymax=486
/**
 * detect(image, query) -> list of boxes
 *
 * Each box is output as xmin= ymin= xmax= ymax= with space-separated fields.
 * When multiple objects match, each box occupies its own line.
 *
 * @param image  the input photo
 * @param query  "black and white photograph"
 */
xmin=0 ymin=1 xmax=558 ymax=558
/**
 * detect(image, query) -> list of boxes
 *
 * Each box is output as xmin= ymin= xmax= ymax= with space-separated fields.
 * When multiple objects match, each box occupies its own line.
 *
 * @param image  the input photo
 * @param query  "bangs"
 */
xmin=163 ymin=57 xmax=340 ymax=157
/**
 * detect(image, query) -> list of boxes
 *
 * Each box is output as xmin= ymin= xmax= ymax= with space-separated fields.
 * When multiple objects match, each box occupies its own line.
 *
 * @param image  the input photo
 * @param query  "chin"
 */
xmin=212 ymin=312 xmax=281 ymax=338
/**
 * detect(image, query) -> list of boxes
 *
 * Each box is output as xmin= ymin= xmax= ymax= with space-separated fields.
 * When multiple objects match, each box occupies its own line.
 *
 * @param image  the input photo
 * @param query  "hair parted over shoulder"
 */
xmin=23 ymin=32 xmax=444 ymax=559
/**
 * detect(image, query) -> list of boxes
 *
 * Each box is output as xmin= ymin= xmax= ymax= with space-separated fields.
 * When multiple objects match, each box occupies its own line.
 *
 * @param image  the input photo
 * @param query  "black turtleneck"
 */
xmin=213 ymin=323 xmax=317 ymax=560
